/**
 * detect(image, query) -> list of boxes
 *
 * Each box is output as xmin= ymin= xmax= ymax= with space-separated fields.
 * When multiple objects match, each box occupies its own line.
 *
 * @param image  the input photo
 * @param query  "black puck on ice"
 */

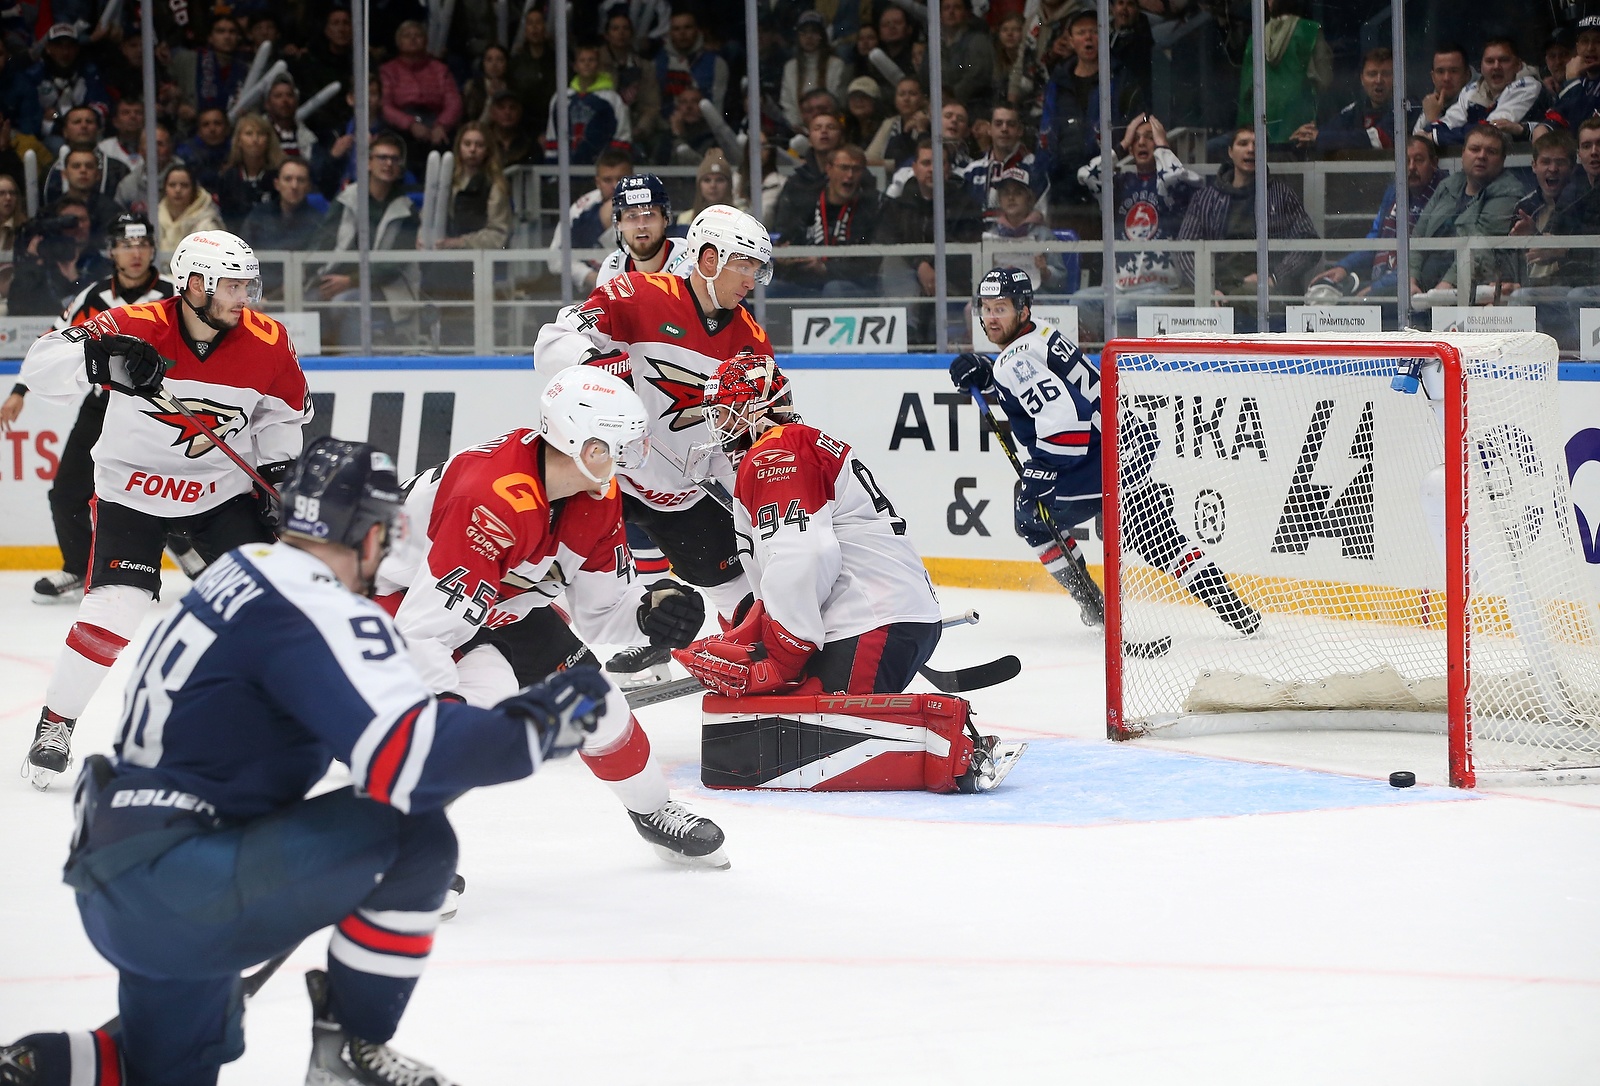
xmin=1388 ymin=771 xmax=1416 ymax=788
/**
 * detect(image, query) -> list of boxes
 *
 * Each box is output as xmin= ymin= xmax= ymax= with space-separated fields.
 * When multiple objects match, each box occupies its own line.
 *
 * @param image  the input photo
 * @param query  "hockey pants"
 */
xmin=67 ymin=785 xmax=456 ymax=1086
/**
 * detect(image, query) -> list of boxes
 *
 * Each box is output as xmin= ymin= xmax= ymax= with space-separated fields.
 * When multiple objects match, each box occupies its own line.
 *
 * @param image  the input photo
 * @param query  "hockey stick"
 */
xmin=142 ymin=379 xmax=281 ymax=500
xmin=99 ymin=947 xmax=296 ymax=1032
xmin=967 ymin=387 xmax=1172 ymax=658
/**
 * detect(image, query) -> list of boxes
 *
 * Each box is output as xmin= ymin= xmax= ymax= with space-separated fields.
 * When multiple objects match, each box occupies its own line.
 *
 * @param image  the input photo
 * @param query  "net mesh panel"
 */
xmin=1110 ymin=334 xmax=1600 ymax=777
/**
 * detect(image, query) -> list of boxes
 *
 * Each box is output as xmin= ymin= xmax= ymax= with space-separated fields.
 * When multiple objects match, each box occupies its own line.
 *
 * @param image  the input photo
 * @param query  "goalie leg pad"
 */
xmin=701 ymin=692 xmax=975 ymax=792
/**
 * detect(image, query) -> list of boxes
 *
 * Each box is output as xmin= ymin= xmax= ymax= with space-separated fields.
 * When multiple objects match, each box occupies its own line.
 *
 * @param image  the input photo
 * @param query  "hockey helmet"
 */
xmin=976 ymin=266 xmax=1033 ymax=312
xmin=539 ymin=366 xmax=650 ymax=486
xmin=685 ymin=204 xmax=773 ymax=286
xmin=170 ymin=230 xmax=262 ymax=304
xmin=702 ymin=351 xmax=794 ymax=452
xmin=107 ymin=212 xmax=154 ymax=247
xmin=280 ymin=437 xmax=407 ymax=555
xmin=612 ymin=174 xmax=672 ymax=227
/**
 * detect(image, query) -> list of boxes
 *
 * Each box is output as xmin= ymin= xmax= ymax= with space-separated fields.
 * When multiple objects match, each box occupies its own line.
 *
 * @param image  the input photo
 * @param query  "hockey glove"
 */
xmin=255 ymin=460 xmax=294 ymax=532
xmin=495 ymin=666 xmax=612 ymax=760
xmin=84 ymin=334 xmax=168 ymax=397
xmin=581 ymin=348 xmax=632 ymax=381
xmin=673 ymin=610 xmax=817 ymax=697
xmin=1019 ymin=462 xmax=1059 ymax=506
xmin=949 ymin=352 xmax=996 ymax=397
xmin=637 ymin=579 xmax=706 ymax=647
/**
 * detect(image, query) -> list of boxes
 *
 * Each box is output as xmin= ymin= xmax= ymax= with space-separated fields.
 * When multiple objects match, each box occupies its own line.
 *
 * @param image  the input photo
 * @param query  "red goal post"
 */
xmin=1100 ymin=334 xmax=1600 ymax=789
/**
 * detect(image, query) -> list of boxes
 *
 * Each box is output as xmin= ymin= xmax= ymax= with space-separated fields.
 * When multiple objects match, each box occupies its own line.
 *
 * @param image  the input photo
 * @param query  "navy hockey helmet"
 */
xmin=612 ymin=174 xmax=671 ymax=227
xmin=977 ymin=266 xmax=1033 ymax=311
xmin=280 ymin=437 xmax=406 ymax=553
xmin=107 ymin=212 xmax=154 ymax=246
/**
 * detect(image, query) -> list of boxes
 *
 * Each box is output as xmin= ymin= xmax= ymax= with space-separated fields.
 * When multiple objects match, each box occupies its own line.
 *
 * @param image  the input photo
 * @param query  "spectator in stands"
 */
xmin=510 ymin=7 xmax=559 ymax=138
xmin=1041 ymin=9 xmax=1143 ymax=215
xmin=312 ymin=132 xmax=421 ymax=346
xmin=1233 ymin=0 xmax=1330 ymax=146
xmin=177 ymin=108 xmax=232 ymax=193
xmin=1558 ymin=119 xmax=1600 ymax=338
xmin=545 ymin=43 xmax=632 ymax=166
xmin=657 ymin=10 xmax=728 ymax=113
xmin=31 ymin=24 xmax=110 ymax=153
xmin=776 ymin=111 xmax=844 ymax=222
xmin=878 ymin=137 xmax=984 ymax=342
xmin=0 ymin=37 xmax=43 ymax=138
xmin=1074 ymin=113 xmax=1199 ymax=339
xmin=797 ymin=88 xmax=843 ymax=133
xmin=8 ymin=197 xmax=107 ymax=316
xmin=1422 ymin=37 xmax=1548 ymax=147
xmin=963 ymin=103 xmax=1048 ymax=219
xmin=381 ymin=20 xmax=463 ymax=174
xmin=56 ymin=147 xmax=121 ymax=238
xmin=870 ymin=6 xmax=917 ymax=99
xmin=290 ymin=8 xmax=355 ymax=137
xmin=1543 ymin=29 xmax=1574 ymax=100
xmin=936 ymin=0 xmax=996 ymax=116
xmin=983 ymin=166 xmax=1074 ymax=295
xmin=1505 ymin=132 xmax=1579 ymax=340
xmin=1413 ymin=45 xmax=1472 ymax=136
xmin=215 ymin=114 xmax=282 ymax=231
xmin=488 ymin=91 xmax=539 ymax=166
xmin=174 ymin=15 xmax=248 ymax=116
xmin=115 ymin=121 xmax=180 ymax=216
xmin=842 ymin=23 xmax=880 ymax=86
xmin=1110 ymin=0 xmax=1154 ymax=110
xmin=264 ymin=75 xmax=318 ymax=164
xmin=992 ymin=15 xmax=1046 ymax=129
xmin=464 ymin=45 xmax=511 ymax=125
xmin=771 ymin=143 xmax=881 ymax=297
xmin=866 ymin=76 xmax=928 ymax=166
xmin=598 ymin=11 xmax=662 ymax=155
xmin=1306 ymin=134 xmax=1441 ymax=305
xmin=432 ymin=123 xmax=511 ymax=251
xmin=243 ymin=157 xmax=323 ymax=298
xmin=782 ymin=12 xmax=846 ymax=132
xmin=99 ymin=98 xmax=145 ymax=171
xmin=43 ymin=108 xmax=129 ymax=206
xmin=842 ymin=77 xmax=885 ymax=148
xmin=156 ymin=162 xmax=224 ymax=254
xmin=1564 ymin=116 xmax=1600 ymax=205
xmin=1295 ymin=47 xmax=1398 ymax=155
xmin=600 ymin=0 xmax=672 ymax=55
xmin=1539 ymin=16 xmax=1600 ymax=136
xmin=547 ymin=147 xmax=632 ymax=295
xmin=1175 ymin=126 xmax=1319 ymax=331
xmin=0 ymin=174 xmax=24 ymax=304
xmin=664 ymin=84 xmax=717 ymax=164
xmin=1410 ymin=125 xmax=1524 ymax=306
xmin=678 ymin=148 xmax=737 ymax=223
xmin=941 ymin=100 xmax=979 ymax=173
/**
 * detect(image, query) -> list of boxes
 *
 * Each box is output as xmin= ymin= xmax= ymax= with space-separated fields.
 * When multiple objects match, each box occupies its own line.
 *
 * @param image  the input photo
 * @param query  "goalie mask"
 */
xmin=701 ymin=352 xmax=795 ymax=457
xmin=539 ymin=366 xmax=651 ymax=487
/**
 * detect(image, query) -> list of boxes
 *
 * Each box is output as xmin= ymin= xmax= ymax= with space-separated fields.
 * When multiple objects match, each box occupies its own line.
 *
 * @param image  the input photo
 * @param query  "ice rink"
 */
xmin=3 ymin=570 xmax=1599 ymax=1084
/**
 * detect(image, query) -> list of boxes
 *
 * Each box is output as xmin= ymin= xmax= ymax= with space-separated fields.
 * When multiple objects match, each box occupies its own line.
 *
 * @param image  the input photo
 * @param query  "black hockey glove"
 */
xmin=637 ymin=579 xmax=707 ymax=648
xmin=255 ymin=460 xmax=295 ymax=532
xmin=1019 ymin=462 xmax=1058 ymax=506
xmin=581 ymin=347 xmax=632 ymax=380
xmin=949 ymin=352 xmax=996 ymax=397
xmin=84 ymin=334 xmax=168 ymax=397
xmin=495 ymin=666 xmax=612 ymax=760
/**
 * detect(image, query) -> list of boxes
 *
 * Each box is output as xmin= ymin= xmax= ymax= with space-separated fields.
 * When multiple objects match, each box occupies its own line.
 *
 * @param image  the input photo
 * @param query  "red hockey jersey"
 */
xmin=374 ymin=429 xmax=645 ymax=694
xmin=534 ymin=271 xmax=774 ymax=510
xmin=733 ymin=423 xmax=940 ymax=650
xmin=21 ymin=297 xmax=309 ymax=516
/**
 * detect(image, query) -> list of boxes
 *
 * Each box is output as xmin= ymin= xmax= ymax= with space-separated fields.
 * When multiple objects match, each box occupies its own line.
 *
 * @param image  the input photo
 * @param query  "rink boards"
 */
xmin=4 ymin=354 xmax=1600 ymax=602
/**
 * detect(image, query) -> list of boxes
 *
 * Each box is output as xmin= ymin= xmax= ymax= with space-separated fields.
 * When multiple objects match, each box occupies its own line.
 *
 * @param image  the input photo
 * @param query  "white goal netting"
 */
xmin=1104 ymin=333 xmax=1600 ymax=786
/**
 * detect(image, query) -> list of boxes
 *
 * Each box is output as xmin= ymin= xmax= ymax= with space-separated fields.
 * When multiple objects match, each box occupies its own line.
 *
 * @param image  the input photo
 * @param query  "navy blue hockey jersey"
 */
xmin=990 ymin=322 xmax=1103 ymax=503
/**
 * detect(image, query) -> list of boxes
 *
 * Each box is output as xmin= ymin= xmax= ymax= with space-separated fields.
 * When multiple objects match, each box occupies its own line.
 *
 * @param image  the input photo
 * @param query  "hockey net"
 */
xmin=1102 ymin=333 xmax=1600 ymax=787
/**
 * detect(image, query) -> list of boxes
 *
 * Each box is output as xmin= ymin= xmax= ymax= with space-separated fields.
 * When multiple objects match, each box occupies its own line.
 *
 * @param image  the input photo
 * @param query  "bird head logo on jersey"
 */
xmin=143 ymin=394 xmax=248 ymax=458
xmin=1124 ymin=200 xmax=1160 ymax=242
xmin=700 ymin=353 xmax=795 ymax=462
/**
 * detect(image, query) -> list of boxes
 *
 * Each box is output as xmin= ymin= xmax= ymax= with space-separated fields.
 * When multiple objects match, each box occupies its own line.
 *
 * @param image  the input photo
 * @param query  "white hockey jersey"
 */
xmin=534 ymin=271 xmax=774 ymax=511
xmin=20 ymin=297 xmax=310 ymax=517
xmin=594 ymin=235 xmax=692 ymax=286
xmin=732 ymin=422 xmax=939 ymax=650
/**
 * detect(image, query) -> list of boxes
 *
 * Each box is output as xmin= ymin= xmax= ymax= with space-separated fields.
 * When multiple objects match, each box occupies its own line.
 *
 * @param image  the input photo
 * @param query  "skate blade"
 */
xmin=26 ymin=763 xmax=64 ymax=791
xmin=615 ymin=663 xmax=674 ymax=690
xmin=650 ymin=843 xmax=731 ymax=870
xmin=32 ymin=591 xmax=82 ymax=606
xmin=977 ymin=741 xmax=1027 ymax=791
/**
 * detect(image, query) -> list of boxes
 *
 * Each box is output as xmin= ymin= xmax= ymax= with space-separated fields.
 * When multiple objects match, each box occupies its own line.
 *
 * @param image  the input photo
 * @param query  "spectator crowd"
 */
xmin=0 ymin=0 xmax=1597 ymax=347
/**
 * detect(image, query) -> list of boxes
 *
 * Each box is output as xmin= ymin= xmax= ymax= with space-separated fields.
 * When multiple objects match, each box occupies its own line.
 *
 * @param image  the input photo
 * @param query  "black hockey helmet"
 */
xmin=977 ymin=266 xmax=1033 ymax=311
xmin=107 ymin=212 xmax=154 ymax=246
xmin=280 ymin=437 xmax=405 ymax=552
xmin=612 ymin=173 xmax=671 ymax=227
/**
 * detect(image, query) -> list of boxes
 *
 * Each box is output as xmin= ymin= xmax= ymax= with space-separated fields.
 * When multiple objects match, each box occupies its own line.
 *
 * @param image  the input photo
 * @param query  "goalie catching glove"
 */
xmin=672 ymin=600 xmax=817 ymax=697
xmin=494 ymin=665 xmax=613 ymax=759
xmin=637 ymin=579 xmax=706 ymax=647
xmin=84 ymin=334 xmax=168 ymax=396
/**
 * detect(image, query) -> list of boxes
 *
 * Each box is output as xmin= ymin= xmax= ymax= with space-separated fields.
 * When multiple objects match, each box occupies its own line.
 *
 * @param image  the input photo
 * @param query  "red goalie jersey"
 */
xmin=732 ymin=423 xmax=941 ymax=651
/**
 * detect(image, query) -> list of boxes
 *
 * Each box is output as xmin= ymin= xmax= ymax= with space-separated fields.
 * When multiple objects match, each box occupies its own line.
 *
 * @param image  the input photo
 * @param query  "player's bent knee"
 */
xmin=700 ymin=692 xmax=976 ymax=793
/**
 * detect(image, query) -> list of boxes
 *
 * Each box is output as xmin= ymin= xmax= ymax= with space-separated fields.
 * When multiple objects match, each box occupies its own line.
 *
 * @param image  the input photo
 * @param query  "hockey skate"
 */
xmin=1188 ymin=565 xmax=1262 ymax=637
xmin=21 ymin=711 xmax=75 ymax=792
xmin=31 ymin=571 xmax=83 ymax=605
xmin=629 ymin=800 xmax=730 ymax=869
xmin=957 ymin=735 xmax=1027 ymax=793
xmin=605 ymin=644 xmax=674 ymax=689
xmin=305 ymin=969 xmax=457 ymax=1086
xmin=439 ymin=873 xmax=465 ymax=922
xmin=166 ymin=537 xmax=208 ymax=580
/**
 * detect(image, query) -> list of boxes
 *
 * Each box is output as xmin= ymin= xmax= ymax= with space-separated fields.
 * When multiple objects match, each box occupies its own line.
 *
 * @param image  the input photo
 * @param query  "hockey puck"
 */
xmin=1388 ymin=771 xmax=1416 ymax=789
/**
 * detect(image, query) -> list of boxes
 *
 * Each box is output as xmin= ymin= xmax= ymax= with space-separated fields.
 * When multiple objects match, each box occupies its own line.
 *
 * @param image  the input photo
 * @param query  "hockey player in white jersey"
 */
xmin=17 ymin=230 xmax=310 ymax=789
xmin=950 ymin=266 xmax=1259 ymax=634
xmin=595 ymin=173 xmax=693 ymax=286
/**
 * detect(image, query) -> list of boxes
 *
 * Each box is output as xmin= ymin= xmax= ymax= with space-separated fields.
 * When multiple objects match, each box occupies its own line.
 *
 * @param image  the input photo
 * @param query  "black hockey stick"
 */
xmin=967 ymin=387 xmax=1172 ymax=659
xmin=99 ymin=947 xmax=296 ymax=1032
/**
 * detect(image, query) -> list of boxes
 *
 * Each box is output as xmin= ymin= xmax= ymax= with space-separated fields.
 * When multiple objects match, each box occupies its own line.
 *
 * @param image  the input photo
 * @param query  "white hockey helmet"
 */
xmin=685 ymin=204 xmax=773 ymax=286
xmin=171 ymin=230 xmax=262 ymax=303
xmin=539 ymin=366 xmax=650 ymax=486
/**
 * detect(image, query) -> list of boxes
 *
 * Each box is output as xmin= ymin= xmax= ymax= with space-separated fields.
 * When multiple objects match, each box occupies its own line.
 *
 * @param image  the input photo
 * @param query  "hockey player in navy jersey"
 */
xmin=0 ymin=437 xmax=616 ymax=1086
xmin=950 ymin=266 xmax=1259 ymax=634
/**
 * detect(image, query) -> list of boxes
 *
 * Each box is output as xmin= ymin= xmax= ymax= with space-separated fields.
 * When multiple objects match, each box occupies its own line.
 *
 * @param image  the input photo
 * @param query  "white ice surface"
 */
xmin=2 ymin=572 xmax=1599 ymax=1084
